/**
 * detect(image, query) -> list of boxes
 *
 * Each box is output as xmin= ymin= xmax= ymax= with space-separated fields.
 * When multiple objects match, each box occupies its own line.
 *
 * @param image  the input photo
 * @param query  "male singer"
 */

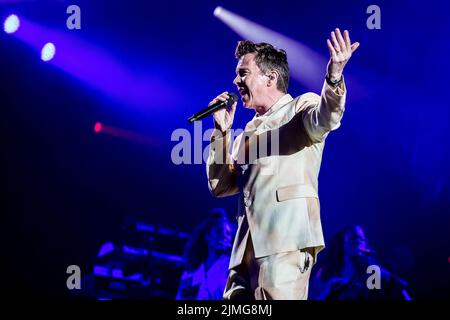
xmin=206 ymin=28 xmax=359 ymax=300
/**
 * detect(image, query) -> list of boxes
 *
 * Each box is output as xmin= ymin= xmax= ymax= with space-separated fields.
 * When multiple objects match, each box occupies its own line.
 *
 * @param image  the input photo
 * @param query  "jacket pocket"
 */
xmin=276 ymin=184 xmax=318 ymax=202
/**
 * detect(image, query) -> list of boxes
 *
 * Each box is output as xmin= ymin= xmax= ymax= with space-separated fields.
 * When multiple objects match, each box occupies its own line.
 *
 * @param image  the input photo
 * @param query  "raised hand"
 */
xmin=210 ymin=92 xmax=237 ymax=133
xmin=326 ymin=28 xmax=360 ymax=82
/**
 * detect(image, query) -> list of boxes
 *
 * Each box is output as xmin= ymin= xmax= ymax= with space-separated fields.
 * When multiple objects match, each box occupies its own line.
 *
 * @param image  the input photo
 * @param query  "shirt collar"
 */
xmin=255 ymin=93 xmax=293 ymax=118
xmin=244 ymin=94 xmax=293 ymax=132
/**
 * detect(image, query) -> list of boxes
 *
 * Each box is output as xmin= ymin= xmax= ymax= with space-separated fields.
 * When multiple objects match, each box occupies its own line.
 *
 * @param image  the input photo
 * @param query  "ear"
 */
xmin=267 ymin=70 xmax=279 ymax=87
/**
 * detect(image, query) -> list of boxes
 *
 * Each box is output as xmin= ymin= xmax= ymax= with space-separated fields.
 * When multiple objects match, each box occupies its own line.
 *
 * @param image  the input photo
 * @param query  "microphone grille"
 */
xmin=227 ymin=93 xmax=238 ymax=105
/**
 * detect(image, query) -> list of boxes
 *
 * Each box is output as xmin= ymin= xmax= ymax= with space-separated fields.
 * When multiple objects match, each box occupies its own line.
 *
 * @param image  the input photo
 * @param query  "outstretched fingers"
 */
xmin=351 ymin=42 xmax=360 ymax=53
xmin=327 ymin=39 xmax=337 ymax=58
xmin=331 ymin=31 xmax=341 ymax=52
xmin=335 ymin=28 xmax=347 ymax=52
xmin=344 ymin=30 xmax=351 ymax=50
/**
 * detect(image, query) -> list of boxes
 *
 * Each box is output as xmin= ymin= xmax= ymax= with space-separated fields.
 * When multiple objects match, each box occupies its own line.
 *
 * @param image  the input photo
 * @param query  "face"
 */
xmin=206 ymin=221 xmax=232 ymax=253
xmin=233 ymin=53 xmax=269 ymax=109
xmin=344 ymin=226 xmax=368 ymax=258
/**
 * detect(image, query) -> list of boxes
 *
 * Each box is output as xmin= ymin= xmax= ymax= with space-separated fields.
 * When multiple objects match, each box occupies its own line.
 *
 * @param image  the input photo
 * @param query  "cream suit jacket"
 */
xmin=207 ymin=79 xmax=346 ymax=269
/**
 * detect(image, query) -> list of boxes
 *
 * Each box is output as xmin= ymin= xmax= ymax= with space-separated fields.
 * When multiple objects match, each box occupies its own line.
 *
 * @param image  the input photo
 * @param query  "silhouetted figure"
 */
xmin=175 ymin=208 xmax=233 ymax=300
xmin=309 ymin=225 xmax=412 ymax=300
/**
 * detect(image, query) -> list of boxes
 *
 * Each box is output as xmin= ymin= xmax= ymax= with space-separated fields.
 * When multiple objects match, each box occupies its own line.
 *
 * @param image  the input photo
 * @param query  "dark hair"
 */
xmin=182 ymin=208 xmax=232 ymax=272
xmin=235 ymin=40 xmax=289 ymax=93
xmin=315 ymin=225 xmax=365 ymax=281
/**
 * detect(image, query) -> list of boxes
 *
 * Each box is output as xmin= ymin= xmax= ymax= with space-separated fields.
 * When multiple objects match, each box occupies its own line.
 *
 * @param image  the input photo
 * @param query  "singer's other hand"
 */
xmin=210 ymin=92 xmax=237 ymax=133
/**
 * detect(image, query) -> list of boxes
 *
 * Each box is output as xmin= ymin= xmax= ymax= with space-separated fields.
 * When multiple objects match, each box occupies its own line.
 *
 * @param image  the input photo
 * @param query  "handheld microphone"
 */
xmin=188 ymin=93 xmax=238 ymax=123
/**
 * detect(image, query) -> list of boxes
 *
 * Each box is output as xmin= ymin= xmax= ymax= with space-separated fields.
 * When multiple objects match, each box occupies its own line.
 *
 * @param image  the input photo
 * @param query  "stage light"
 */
xmin=94 ymin=122 xmax=102 ymax=133
xmin=41 ymin=42 xmax=56 ymax=62
xmin=12 ymin=17 xmax=181 ymax=108
xmin=213 ymin=6 xmax=223 ymax=17
xmin=4 ymin=14 xmax=20 ymax=34
xmin=92 ymin=122 xmax=159 ymax=146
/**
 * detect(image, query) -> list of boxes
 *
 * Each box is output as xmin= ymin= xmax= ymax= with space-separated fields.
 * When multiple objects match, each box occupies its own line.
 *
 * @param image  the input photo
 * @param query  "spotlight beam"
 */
xmin=10 ymin=17 xmax=182 ymax=109
xmin=93 ymin=122 xmax=160 ymax=147
xmin=214 ymin=6 xmax=327 ymax=90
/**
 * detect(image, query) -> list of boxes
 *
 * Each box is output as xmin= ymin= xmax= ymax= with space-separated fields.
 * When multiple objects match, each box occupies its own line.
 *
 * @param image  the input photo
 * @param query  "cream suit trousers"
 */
xmin=223 ymin=233 xmax=314 ymax=300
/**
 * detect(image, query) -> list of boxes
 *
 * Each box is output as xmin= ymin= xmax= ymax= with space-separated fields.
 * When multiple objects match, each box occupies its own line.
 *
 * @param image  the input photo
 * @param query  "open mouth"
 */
xmin=238 ymin=87 xmax=248 ymax=100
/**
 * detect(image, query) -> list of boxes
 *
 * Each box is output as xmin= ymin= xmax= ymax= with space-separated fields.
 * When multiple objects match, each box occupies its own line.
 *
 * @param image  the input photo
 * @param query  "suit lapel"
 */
xmin=233 ymin=94 xmax=294 ymax=164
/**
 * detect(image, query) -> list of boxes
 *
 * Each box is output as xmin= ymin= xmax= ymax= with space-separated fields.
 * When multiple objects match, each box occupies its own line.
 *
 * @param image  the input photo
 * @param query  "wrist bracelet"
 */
xmin=326 ymin=74 xmax=343 ymax=87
